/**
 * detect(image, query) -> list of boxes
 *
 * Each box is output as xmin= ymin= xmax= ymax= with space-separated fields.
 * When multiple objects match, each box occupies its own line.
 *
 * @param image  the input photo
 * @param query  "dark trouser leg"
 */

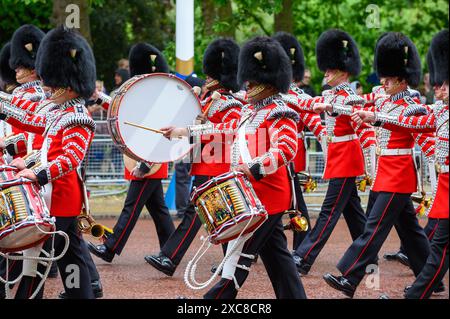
xmin=295 ymin=177 xmax=357 ymax=266
xmin=0 ymin=255 xmax=24 ymax=296
xmin=204 ymin=214 xmax=306 ymax=299
xmin=16 ymin=217 xmax=94 ymax=299
xmin=145 ymin=180 xmax=176 ymax=248
xmin=175 ymin=162 xmax=192 ymax=215
xmin=365 ymin=191 xmax=378 ymax=216
xmin=342 ymin=184 xmax=367 ymax=241
xmin=424 ymin=218 xmax=440 ymax=241
xmin=292 ymin=173 xmax=311 ymax=250
xmin=337 ymin=192 xmax=410 ymax=287
xmin=104 ymin=179 xmax=155 ymax=255
xmin=81 ymin=239 xmax=99 ymax=282
xmin=160 ymin=175 xmax=209 ymax=265
xmin=394 ymin=199 xmax=430 ymax=276
xmin=405 ymin=219 xmax=449 ymax=299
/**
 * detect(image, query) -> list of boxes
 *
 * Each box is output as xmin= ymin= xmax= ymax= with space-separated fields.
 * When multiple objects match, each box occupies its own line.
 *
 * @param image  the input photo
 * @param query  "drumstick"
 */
xmin=123 ymin=121 xmax=182 ymax=139
xmin=124 ymin=121 xmax=165 ymax=134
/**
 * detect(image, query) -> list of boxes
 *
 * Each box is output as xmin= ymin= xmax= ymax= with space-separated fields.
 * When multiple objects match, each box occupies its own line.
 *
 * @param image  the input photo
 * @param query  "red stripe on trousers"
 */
xmin=428 ymin=219 xmax=439 ymax=240
xmin=420 ymin=242 xmax=448 ymax=299
xmin=304 ymin=178 xmax=348 ymax=259
xmin=216 ymin=279 xmax=231 ymax=299
xmin=112 ymin=179 xmax=150 ymax=252
xmin=344 ymin=193 xmax=395 ymax=277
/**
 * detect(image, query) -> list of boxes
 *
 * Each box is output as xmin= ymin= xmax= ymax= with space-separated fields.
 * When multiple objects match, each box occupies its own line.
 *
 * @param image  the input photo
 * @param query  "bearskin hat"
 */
xmin=238 ymin=36 xmax=292 ymax=93
xmin=203 ymin=38 xmax=240 ymax=92
xmin=426 ymin=50 xmax=436 ymax=87
xmin=273 ymin=32 xmax=305 ymax=82
xmin=316 ymin=29 xmax=361 ymax=76
xmin=374 ymin=32 xmax=421 ymax=87
xmin=430 ymin=29 xmax=448 ymax=86
xmin=129 ymin=43 xmax=169 ymax=77
xmin=36 ymin=26 xmax=96 ymax=99
xmin=0 ymin=42 xmax=18 ymax=89
xmin=9 ymin=24 xmax=45 ymax=70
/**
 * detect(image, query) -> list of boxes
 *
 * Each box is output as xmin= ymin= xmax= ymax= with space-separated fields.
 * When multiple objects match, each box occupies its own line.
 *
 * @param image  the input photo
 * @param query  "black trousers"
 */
xmin=398 ymin=218 xmax=440 ymax=255
xmin=175 ymin=162 xmax=192 ymax=215
xmin=15 ymin=217 xmax=94 ymax=299
xmin=337 ymin=192 xmax=430 ymax=287
xmin=105 ymin=179 xmax=175 ymax=254
xmin=294 ymin=177 xmax=366 ymax=266
xmin=291 ymin=173 xmax=311 ymax=250
xmin=161 ymin=175 xmax=209 ymax=265
xmin=204 ymin=213 xmax=307 ymax=299
xmin=405 ymin=219 xmax=449 ymax=299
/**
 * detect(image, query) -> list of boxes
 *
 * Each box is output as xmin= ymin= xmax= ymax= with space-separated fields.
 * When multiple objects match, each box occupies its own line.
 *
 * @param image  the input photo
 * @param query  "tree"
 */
xmin=274 ymin=0 xmax=293 ymax=33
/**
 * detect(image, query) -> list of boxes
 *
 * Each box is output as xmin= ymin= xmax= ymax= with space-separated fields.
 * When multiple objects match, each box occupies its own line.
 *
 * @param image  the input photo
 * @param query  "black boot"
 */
xmin=88 ymin=242 xmax=114 ymax=263
xmin=59 ymin=280 xmax=103 ymax=299
xmin=323 ymin=273 xmax=356 ymax=298
xmin=144 ymin=253 xmax=176 ymax=276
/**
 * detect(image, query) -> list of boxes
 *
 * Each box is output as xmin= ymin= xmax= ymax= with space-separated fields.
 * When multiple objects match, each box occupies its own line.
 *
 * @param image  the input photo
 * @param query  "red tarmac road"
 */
xmin=42 ymin=218 xmax=448 ymax=299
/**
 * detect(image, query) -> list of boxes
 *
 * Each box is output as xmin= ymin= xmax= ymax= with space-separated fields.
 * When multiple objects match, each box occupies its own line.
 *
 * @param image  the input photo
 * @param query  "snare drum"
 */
xmin=191 ymin=172 xmax=267 ymax=244
xmin=0 ymin=166 xmax=54 ymax=253
xmin=107 ymin=73 xmax=201 ymax=163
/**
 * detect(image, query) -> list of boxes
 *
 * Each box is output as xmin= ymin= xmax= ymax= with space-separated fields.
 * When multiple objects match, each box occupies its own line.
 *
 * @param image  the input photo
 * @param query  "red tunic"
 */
xmin=188 ymin=94 xmax=298 ymax=215
xmin=2 ymin=97 xmax=95 ymax=217
xmin=296 ymin=83 xmax=375 ymax=179
xmin=370 ymin=91 xmax=435 ymax=193
xmin=190 ymin=90 xmax=242 ymax=177
xmin=375 ymin=101 xmax=448 ymax=218
xmin=286 ymin=84 xmax=325 ymax=173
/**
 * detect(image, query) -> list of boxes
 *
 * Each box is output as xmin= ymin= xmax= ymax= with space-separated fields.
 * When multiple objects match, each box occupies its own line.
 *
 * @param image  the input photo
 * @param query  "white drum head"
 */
xmin=115 ymin=74 xmax=200 ymax=163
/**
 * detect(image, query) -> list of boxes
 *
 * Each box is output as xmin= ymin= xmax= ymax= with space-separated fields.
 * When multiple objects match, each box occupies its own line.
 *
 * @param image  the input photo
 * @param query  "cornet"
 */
xmin=283 ymin=210 xmax=309 ymax=232
xmin=297 ymin=171 xmax=317 ymax=193
xmin=411 ymin=192 xmax=432 ymax=217
xmin=77 ymin=210 xmax=113 ymax=242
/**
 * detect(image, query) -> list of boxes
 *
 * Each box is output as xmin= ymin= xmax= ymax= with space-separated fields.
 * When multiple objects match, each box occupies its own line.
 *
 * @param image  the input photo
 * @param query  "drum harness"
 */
xmin=184 ymin=112 xmax=262 ymax=291
xmin=0 ymin=112 xmax=70 ymax=299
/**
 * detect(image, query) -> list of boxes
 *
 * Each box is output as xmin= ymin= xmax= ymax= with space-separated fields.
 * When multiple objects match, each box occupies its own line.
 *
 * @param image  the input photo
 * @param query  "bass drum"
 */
xmin=107 ymin=73 xmax=201 ymax=163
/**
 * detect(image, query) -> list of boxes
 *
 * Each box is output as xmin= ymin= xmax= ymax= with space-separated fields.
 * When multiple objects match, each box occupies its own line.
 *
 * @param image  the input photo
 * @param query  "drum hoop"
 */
xmin=0 ymin=221 xmax=54 ymax=253
xmin=191 ymin=171 xmax=243 ymax=201
xmin=108 ymin=73 xmax=201 ymax=163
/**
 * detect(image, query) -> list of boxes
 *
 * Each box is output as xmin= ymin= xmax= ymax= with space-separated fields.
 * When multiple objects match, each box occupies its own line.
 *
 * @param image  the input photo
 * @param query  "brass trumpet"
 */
xmin=297 ymin=171 xmax=317 ymax=193
xmin=411 ymin=192 xmax=432 ymax=217
xmin=78 ymin=210 xmax=114 ymax=242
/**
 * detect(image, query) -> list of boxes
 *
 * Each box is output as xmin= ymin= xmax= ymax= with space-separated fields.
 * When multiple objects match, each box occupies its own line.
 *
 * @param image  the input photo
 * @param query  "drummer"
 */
xmin=145 ymin=38 xmax=244 ymax=276
xmin=161 ymin=36 xmax=307 ymax=299
xmin=0 ymin=26 xmax=97 ymax=298
xmin=88 ymin=43 xmax=176 ymax=263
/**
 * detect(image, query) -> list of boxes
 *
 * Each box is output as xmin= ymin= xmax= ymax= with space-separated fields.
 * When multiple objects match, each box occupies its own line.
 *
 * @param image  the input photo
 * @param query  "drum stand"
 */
xmin=0 ymin=222 xmax=69 ymax=299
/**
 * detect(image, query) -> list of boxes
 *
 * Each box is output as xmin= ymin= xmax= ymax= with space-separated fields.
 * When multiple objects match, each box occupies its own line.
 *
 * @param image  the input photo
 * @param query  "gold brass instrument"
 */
xmin=356 ymin=174 xmax=372 ymax=192
xmin=283 ymin=210 xmax=309 ymax=233
xmin=76 ymin=169 xmax=113 ymax=242
xmin=411 ymin=191 xmax=432 ymax=217
xmin=297 ymin=171 xmax=317 ymax=193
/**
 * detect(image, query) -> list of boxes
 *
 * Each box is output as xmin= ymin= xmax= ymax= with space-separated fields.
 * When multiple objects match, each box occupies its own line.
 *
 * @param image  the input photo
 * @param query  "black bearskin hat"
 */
xmin=426 ymin=50 xmax=436 ymax=87
xmin=203 ymin=38 xmax=240 ymax=92
xmin=374 ymin=32 xmax=421 ymax=87
xmin=9 ymin=24 xmax=45 ymax=70
xmin=273 ymin=31 xmax=305 ymax=82
xmin=0 ymin=42 xmax=18 ymax=90
xmin=316 ymin=29 xmax=361 ymax=76
xmin=129 ymin=43 xmax=169 ymax=77
xmin=238 ymin=36 xmax=292 ymax=93
xmin=36 ymin=26 xmax=96 ymax=99
xmin=430 ymin=29 xmax=448 ymax=86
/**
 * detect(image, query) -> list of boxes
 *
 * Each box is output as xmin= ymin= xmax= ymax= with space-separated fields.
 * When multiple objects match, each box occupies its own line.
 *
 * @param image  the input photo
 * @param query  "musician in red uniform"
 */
xmin=144 ymin=38 xmax=244 ymax=276
xmin=272 ymin=32 xmax=326 ymax=250
xmin=163 ymin=36 xmax=306 ymax=299
xmin=323 ymin=32 xmax=432 ymax=298
xmin=0 ymin=26 xmax=97 ymax=298
xmin=288 ymin=29 xmax=375 ymax=276
xmin=354 ymin=30 xmax=449 ymax=299
xmin=88 ymin=43 xmax=175 ymax=263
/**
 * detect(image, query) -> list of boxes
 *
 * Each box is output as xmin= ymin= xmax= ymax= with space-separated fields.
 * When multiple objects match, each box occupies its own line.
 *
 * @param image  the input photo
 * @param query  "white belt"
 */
xmin=376 ymin=148 xmax=413 ymax=156
xmin=327 ymin=134 xmax=357 ymax=143
xmin=436 ymin=164 xmax=449 ymax=174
